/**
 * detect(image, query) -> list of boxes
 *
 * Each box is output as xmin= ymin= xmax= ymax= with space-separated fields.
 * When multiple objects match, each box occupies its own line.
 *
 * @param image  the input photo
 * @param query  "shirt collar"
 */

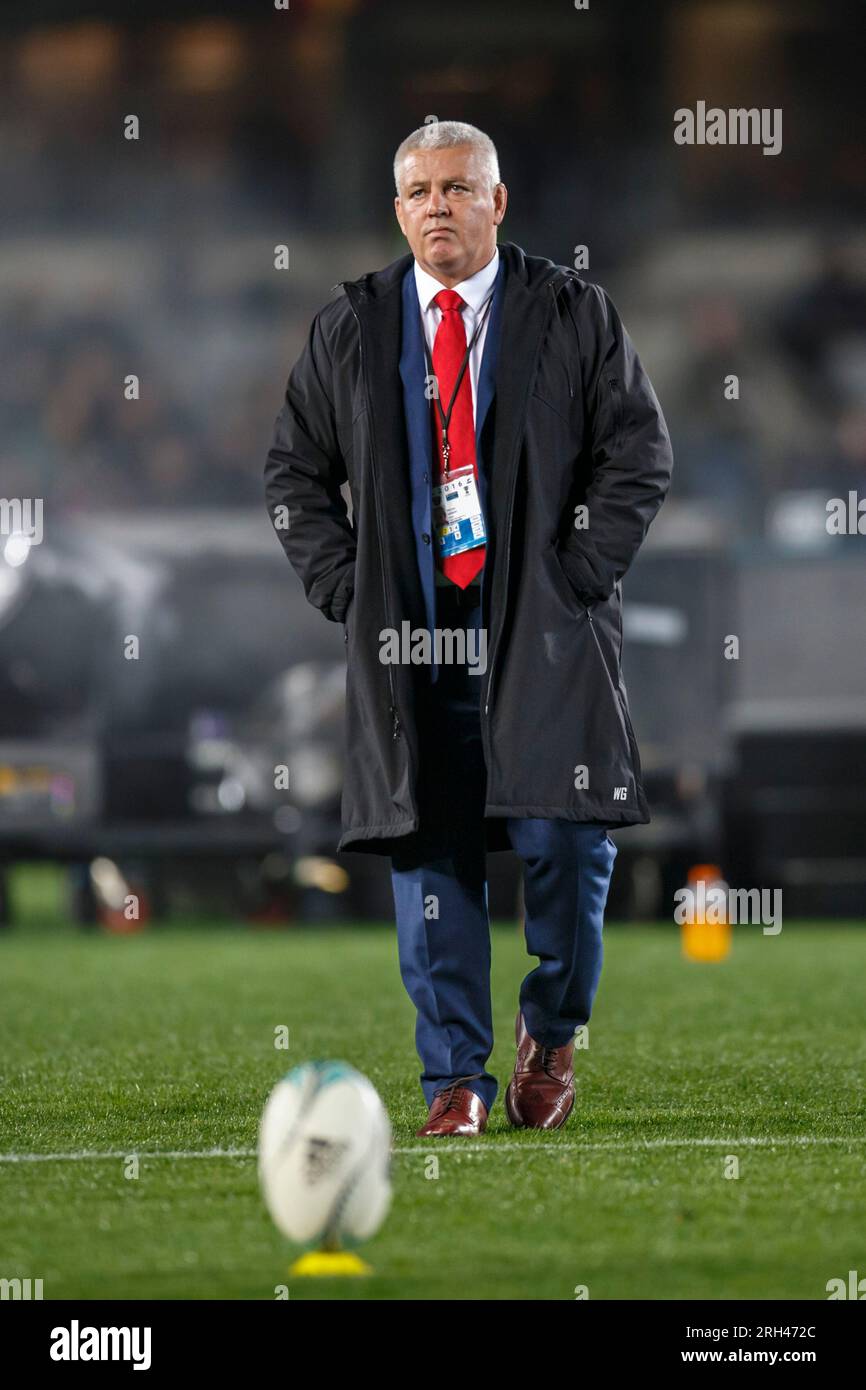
xmin=414 ymin=245 xmax=499 ymax=315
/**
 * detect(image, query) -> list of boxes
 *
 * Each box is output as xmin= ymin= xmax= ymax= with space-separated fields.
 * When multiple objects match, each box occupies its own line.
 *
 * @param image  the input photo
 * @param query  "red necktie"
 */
xmin=431 ymin=289 xmax=486 ymax=588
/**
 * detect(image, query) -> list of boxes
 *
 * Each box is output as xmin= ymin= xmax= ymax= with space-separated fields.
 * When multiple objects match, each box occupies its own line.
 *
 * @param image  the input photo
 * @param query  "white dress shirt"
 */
xmin=413 ymin=246 xmax=499 ymax=425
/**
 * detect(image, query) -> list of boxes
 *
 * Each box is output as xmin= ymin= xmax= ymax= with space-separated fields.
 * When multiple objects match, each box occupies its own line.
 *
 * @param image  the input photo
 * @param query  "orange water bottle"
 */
xmin=679 ymin=864 xmax=732 ymax=962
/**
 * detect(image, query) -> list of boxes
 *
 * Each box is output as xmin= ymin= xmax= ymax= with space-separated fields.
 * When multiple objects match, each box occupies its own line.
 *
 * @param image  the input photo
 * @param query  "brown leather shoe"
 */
xmin=416 ymin=1075 xmax=488 ymax=1137
xmin=504 ymin=1011 xmax=576 ymax=1130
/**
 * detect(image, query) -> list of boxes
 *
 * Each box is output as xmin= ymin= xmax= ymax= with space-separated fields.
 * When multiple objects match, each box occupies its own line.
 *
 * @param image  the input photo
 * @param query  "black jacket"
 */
xmin=264 ymin=241 xmax=673 ymax=855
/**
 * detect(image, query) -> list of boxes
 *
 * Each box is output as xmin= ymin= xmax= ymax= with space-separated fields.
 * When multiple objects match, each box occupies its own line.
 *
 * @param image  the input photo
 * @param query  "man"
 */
xmin=264 ymin=121 xmax=673 ymax=1138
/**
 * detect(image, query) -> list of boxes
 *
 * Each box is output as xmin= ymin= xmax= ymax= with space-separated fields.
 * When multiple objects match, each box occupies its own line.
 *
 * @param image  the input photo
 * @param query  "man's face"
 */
xmin=394 ymin=144 xmax=507 ymax=286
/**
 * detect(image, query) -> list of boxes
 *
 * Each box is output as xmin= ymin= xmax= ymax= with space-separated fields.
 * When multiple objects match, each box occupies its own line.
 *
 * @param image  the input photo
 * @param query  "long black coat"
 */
xmin=264 ymin=241 xmax=673 ymax=856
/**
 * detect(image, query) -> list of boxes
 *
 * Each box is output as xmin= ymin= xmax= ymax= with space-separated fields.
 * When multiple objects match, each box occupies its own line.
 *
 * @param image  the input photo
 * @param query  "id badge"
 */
xmin=432 ymin=466 xmax=487 ymax=559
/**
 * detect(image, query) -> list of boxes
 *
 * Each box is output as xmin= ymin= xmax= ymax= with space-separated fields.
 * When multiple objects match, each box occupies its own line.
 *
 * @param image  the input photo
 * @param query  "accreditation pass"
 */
xmin=432 ymin=466 xmax=487 ymax=559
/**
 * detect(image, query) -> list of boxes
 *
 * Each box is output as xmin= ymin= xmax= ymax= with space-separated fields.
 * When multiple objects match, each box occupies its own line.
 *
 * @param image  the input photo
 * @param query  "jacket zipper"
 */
xmin=607 ymin=375 xmax=623 ymax=453
xmin=338 ymin=280 xmax=402 ymax=741
xmin=585 ymin=607 xmax=618 ymax=696
xmin=482 ymin=271 xmax=569 ymax=762
xmin=586 ymin=603 xmax=643 ymax=788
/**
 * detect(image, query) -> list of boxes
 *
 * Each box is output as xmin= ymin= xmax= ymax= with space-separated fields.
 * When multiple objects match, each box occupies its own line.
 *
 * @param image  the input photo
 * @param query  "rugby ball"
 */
xmin=258 ymin=1060 xmax=392 ymax=1248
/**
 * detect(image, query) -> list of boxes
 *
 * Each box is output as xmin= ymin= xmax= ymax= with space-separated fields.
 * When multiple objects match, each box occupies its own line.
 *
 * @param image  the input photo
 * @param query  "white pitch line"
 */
xmin=0 ymin=1147 xmax=257 ymax=1164
xmin=396 ymin=1135 xmax=866 ymax=1156
xmin=1 ymin=1136 xmax=865 ymax=1164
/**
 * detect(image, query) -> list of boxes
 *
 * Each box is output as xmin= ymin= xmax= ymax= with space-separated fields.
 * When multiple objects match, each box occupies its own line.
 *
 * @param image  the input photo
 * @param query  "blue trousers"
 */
xmin=390 ymin=588 xmax=617 ymax=1114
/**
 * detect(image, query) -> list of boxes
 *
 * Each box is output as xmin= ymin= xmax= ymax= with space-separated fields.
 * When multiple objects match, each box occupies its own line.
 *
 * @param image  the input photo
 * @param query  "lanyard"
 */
xmin=421 ymin=291 xmax=495 ymax=478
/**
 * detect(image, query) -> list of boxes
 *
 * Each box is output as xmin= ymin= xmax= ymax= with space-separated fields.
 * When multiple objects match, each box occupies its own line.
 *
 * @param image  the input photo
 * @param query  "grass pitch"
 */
xmin=1 ymin=872 xmax=865 ymax=1300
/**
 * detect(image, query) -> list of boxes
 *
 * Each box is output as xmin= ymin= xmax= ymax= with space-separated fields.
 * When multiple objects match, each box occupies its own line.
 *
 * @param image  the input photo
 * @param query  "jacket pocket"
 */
xmin=530 ymin=388 xmax=571 ymax=427
xmin=337 ymin=403 xmax=367 ymax=463
xmin=606 ymin=375 xmax=624 ymax=454
xmin=551 ymin=535 xmax=595 ymax=612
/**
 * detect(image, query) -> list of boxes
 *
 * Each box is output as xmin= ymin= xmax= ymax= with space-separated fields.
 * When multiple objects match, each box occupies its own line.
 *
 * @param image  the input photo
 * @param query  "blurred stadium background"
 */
xmin=1 ymin=0 xmax=864 ymax=929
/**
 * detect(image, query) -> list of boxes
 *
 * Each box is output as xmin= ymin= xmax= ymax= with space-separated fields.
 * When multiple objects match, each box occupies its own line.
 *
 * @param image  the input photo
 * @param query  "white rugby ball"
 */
xmin=258 ymin=1060 xmax=392 ymax=1248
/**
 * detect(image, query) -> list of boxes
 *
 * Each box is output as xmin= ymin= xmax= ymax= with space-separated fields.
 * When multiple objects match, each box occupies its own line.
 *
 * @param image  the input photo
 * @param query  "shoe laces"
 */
xmin=539 ymin=1045 xmax=562 ymax=1078
xmin=433 ymin=1072 xmax=483 ymax=1112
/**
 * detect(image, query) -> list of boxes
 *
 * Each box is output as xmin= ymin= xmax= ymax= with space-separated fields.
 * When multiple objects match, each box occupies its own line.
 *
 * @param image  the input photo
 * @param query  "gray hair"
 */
xmin=393 ymin=120 xmax=501 ymax=195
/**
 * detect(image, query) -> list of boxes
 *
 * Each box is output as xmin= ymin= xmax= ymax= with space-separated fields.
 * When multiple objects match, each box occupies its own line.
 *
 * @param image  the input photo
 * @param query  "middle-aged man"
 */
xmin=265 ymin=121 xmax=673 ymax=1139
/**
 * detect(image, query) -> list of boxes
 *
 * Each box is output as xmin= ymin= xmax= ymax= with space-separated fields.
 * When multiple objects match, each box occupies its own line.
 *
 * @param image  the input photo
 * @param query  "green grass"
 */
xmin=1 ymin=870 xmax=865 ymax=1299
